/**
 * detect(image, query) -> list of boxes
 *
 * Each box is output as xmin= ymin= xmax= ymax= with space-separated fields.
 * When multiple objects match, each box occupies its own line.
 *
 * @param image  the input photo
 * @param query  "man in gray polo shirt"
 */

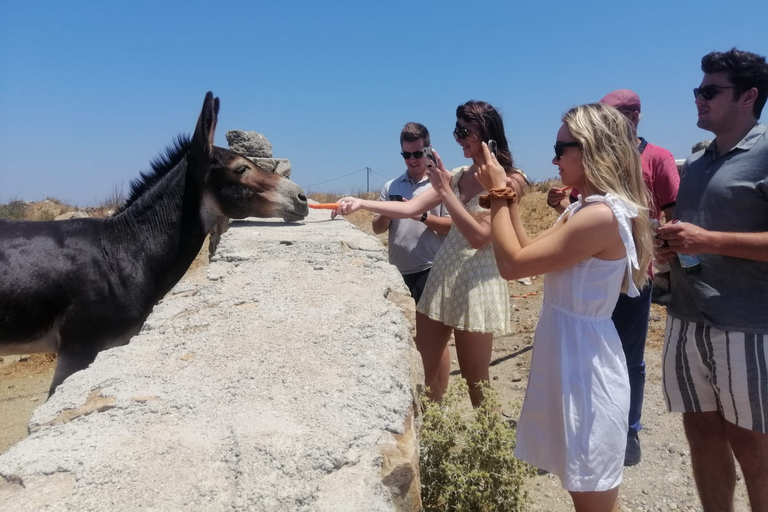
xmin=373 ymin=122 xmax=451 ymax=304
xmin=656 ymin=48 xmax=768 ymax=512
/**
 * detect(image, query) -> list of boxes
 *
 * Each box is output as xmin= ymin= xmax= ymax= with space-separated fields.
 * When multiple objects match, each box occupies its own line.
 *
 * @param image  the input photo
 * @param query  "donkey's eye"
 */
xmin=233 ymin=165 xmax=249 ymax=176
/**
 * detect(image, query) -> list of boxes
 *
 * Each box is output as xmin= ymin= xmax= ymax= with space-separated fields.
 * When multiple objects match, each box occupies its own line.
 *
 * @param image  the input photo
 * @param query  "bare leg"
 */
xmin=436 ymin=347 xmax=451 ymax=399
xmin=415 ymin=313 xmax=453 ymax=402
xmin=453 ymin=329 xmax=494 ymax=407
xmin=683 ymin=412 xmax=736 ymax=512
xmin=569 ymin=487 xmax=619 ymax=512
xmin=726 ymin=421 xmax=768 ymax=511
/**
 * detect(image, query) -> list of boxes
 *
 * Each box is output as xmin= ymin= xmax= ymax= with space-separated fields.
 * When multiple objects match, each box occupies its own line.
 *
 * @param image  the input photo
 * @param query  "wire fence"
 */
xmin=302 ymin=167 xmax=393 ymax=196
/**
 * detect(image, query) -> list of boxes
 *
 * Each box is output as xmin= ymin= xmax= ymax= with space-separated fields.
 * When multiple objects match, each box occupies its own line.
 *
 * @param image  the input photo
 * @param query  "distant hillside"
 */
xmin=0 ymin=198 xmax=120 ymax=221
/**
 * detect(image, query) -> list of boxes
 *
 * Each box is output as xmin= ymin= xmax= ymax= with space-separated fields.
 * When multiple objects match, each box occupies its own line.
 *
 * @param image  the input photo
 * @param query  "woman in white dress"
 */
xmin=474 ymin=103 xmax=654 ymax=512
xmin=336 ymin=101 xmax=527 ymax=407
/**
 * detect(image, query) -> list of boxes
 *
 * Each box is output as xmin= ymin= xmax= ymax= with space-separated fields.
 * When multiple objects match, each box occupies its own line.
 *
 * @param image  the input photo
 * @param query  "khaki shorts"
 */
xmin=662 ymin=316 xmax=768 ymax=433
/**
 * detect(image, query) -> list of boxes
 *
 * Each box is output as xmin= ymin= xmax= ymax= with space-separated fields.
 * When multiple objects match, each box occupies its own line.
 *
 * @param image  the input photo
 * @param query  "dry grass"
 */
xmin=23 ymin=198 xmax=76 ymax=221
xmin=0 ymin=353 xmax=57 ymax=376
xmin=518 ymin=187 xmax=562 ymax=238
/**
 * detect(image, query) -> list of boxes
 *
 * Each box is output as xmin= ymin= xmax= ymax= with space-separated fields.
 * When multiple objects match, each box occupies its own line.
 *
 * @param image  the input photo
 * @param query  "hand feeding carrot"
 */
xmin=308 ymin=203 xmax=340 ymax=210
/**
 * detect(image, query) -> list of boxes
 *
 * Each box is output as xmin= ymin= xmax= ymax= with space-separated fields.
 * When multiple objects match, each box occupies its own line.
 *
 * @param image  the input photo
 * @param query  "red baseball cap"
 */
xmin=600 ymin=89 xmax=641 ymax=112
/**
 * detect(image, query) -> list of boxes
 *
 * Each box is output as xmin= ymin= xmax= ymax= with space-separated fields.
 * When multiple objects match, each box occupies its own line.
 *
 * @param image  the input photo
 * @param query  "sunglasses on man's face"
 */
xmin=693 ymin=84 xmax=736 ymax=101
xmin=401 ymin=150 xmax=425 ymax=160
xmin=453 ymin=125 xmax=471 ymax=140
xmin=554 ymin=141 xmax=580 ymax=160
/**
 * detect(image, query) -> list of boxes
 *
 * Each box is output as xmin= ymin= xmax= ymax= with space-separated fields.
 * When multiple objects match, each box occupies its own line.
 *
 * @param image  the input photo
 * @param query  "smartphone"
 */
xmin=388 ymin=194 xmax=403 ymax=202
xmin=423 ymin=146 xmax=436 ymax=163
xmin=487 ymin=139 xmax=498 ymax=155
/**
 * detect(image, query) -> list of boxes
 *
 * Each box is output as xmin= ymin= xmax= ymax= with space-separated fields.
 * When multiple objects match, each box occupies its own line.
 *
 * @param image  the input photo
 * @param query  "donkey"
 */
xmin=0 ymin=92 xmax=308 ymax=396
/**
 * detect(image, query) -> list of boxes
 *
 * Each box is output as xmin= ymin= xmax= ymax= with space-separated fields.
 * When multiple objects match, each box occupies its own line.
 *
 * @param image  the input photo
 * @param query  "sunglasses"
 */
xmin=554 ymin=141 xmax=580 ymax=160
xmin=453 ymin=124 xmax=471 ymax=140
xmin=401 ymin=150 xmax=425 ymax=159
xmin=693 ymin=84 xmax=736 ymax=101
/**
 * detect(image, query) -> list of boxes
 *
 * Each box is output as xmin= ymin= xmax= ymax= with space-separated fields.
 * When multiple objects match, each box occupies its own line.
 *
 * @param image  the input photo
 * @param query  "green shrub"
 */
xmin=0 ymin=200 xmax=28 ymax=219
xmin=420 ymin=379 xmax=534 ymax=512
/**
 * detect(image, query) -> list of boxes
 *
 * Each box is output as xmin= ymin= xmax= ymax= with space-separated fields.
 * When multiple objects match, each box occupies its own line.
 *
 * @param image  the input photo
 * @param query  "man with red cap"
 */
xmin=547 ymin=89 xmax=680 ymax=466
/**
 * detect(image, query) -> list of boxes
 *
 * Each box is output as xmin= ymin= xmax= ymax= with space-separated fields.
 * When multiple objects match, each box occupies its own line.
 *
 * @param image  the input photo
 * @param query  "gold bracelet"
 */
xmin=479 ymin=187 xmax=518 ymax=209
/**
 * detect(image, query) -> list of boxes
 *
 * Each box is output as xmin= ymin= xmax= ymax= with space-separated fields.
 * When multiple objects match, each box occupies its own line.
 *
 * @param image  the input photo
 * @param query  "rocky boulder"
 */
xmin=225 ymin=130 xmax=273 ymax=158
xmin=225 ymin=130 xmax=293 ymax=178
xmin=251 ymin=157 xmax=292 ymax=178
xmin=54 ymin=211 xmax=89 ymax=221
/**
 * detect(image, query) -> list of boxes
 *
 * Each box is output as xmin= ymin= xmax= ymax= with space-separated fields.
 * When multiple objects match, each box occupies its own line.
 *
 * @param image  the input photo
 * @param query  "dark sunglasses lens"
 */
xmin=401 ymin=150 xmax=424 ymax=159
xmin=554 ymin=142 xmax=578 ymax=160
xmin=694 ymin=85 xmax=718 ymax=101
xmin=453 ymin=126 xmax=469 ymax=139
xmin=694 ymin=87 xmax=709 ymax=100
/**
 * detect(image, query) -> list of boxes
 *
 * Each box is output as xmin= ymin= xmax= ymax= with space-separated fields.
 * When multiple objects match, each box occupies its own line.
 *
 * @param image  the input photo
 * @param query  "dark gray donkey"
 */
xmin=0 ymin=92 xmax=308 ymax=396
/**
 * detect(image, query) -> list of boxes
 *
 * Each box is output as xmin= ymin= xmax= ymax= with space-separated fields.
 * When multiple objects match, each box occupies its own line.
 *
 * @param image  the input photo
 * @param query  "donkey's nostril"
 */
xmin=298 ymin=193 xmax=307 ymax=202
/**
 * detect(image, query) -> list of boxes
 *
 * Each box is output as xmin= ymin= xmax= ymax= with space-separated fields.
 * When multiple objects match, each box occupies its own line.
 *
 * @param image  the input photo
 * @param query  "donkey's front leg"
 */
xmin=48 ymin=347 xmax=100 ymax=398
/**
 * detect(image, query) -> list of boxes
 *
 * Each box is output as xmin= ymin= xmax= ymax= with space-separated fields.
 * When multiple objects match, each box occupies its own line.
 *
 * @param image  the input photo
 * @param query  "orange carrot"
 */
xmin=308 ymin=203 xmax=340 ymax=210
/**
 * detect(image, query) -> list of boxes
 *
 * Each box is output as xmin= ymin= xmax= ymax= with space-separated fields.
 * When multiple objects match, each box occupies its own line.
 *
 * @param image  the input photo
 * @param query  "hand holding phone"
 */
xmin=423 ymin=146 xmax=436 ymax=163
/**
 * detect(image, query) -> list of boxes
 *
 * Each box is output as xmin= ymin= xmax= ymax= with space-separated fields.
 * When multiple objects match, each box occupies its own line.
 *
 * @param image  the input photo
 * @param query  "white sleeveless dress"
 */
xmin=513 ymin=194 xmax=641 ymax=492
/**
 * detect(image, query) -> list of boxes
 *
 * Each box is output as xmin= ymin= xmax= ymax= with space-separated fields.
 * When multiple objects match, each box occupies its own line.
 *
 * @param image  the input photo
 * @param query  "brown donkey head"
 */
xmin=190 ymin=92 xmax=309 ymax=225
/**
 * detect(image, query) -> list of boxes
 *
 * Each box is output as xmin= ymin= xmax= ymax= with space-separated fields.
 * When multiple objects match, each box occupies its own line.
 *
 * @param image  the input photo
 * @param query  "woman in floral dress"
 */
xmin=336 ymin=101 xmax=527 ymax=407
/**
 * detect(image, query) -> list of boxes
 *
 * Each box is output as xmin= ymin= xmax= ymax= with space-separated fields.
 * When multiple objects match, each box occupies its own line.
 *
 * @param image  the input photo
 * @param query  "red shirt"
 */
xmin=571 ymin=138 xmax=679 ymax=220
xmin=570 ymin=138 xmax=680 ymax=277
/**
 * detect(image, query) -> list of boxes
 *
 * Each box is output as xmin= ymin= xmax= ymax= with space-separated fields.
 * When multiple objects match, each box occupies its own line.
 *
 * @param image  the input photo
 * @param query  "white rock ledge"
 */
xmin=0 ymin=207 xmax=423 ymax=512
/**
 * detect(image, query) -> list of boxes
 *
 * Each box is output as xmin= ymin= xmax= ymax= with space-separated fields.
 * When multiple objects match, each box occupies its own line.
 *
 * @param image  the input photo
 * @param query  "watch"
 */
xmin=420 ymin=212 xmax=428 ymax=223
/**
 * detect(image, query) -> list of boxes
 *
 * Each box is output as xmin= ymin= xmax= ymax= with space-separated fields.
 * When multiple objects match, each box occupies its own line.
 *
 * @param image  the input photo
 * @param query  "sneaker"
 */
xmin=624 ymin=434 xmax=641 ymax=466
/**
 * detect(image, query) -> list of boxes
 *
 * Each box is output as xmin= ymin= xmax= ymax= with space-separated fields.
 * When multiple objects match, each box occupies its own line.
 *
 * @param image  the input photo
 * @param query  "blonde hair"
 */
xmin=562 ymin=103 xmax=653 ymax=292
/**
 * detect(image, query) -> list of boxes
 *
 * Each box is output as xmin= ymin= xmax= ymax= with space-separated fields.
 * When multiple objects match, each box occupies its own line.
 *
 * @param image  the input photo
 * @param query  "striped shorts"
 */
xmin=662 ymin=316 xmax=768 ymax=433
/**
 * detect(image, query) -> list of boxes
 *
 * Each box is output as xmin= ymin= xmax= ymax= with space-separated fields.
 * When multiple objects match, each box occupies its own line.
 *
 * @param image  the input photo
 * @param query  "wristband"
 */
xmin=547 ymin=199 xmax=560 ymax=209
xmin=420 ymin=212 xmax=428 ymax=223
xmin=478 ymin=187 xmax=517 ymax=209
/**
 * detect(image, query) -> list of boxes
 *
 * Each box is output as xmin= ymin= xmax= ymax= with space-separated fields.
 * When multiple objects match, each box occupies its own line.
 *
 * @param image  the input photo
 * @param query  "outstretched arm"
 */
xmin=336 ymin=187 xmax=441 ymax=218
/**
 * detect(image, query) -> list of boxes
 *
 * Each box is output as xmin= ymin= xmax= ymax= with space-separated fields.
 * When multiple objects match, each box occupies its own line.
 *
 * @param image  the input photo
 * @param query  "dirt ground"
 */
xmin=0 ymin=354 xmax=55 ymax=454
xmin=0 ymin=193 xmax=752 ymax=510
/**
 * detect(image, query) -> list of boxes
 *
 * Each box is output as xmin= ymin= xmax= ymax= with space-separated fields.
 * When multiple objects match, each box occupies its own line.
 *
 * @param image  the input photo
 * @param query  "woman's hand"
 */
xmin=334 ymin=196 xmax=364 ymax=216
xmin=425 ymin=148 xmax=453 ymax=198
xmin=474 ymin=142 xmax=508 ymax=191
xmin=546 ymin=186 xmax=571 ymax=208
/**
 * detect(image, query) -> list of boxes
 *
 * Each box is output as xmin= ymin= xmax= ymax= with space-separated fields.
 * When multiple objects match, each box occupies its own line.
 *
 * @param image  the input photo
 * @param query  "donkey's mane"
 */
xmin=118 ymin=134 xmax=193 ymax=212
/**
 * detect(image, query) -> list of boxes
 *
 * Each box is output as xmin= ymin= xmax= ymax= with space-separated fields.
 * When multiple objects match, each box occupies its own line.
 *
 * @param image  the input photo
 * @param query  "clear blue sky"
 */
xmin=1 ymin=1 xmax=766 ymax=206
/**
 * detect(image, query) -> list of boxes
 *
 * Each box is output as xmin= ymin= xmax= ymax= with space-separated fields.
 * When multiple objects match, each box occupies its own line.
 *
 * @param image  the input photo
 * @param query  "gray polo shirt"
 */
xmin=379 ymin=172 xmax=449 ymax=275
xmin=668 ymin=123 xmax=768 ymax=333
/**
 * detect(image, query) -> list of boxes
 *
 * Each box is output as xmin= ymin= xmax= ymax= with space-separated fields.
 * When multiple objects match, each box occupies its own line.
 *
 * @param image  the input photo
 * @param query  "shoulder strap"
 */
xmin=583 ymin=194 xmax=641 ymax=297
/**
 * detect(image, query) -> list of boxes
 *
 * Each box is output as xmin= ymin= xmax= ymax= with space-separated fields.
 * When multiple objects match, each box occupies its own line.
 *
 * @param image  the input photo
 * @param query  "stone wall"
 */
xmin=0 ymin=208 xmax=423 ymax=511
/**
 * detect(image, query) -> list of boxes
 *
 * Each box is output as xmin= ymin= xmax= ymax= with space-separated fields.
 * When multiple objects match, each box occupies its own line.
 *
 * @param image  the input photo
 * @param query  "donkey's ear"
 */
xmin=191 ymin=92 xmax=219 ymax=161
